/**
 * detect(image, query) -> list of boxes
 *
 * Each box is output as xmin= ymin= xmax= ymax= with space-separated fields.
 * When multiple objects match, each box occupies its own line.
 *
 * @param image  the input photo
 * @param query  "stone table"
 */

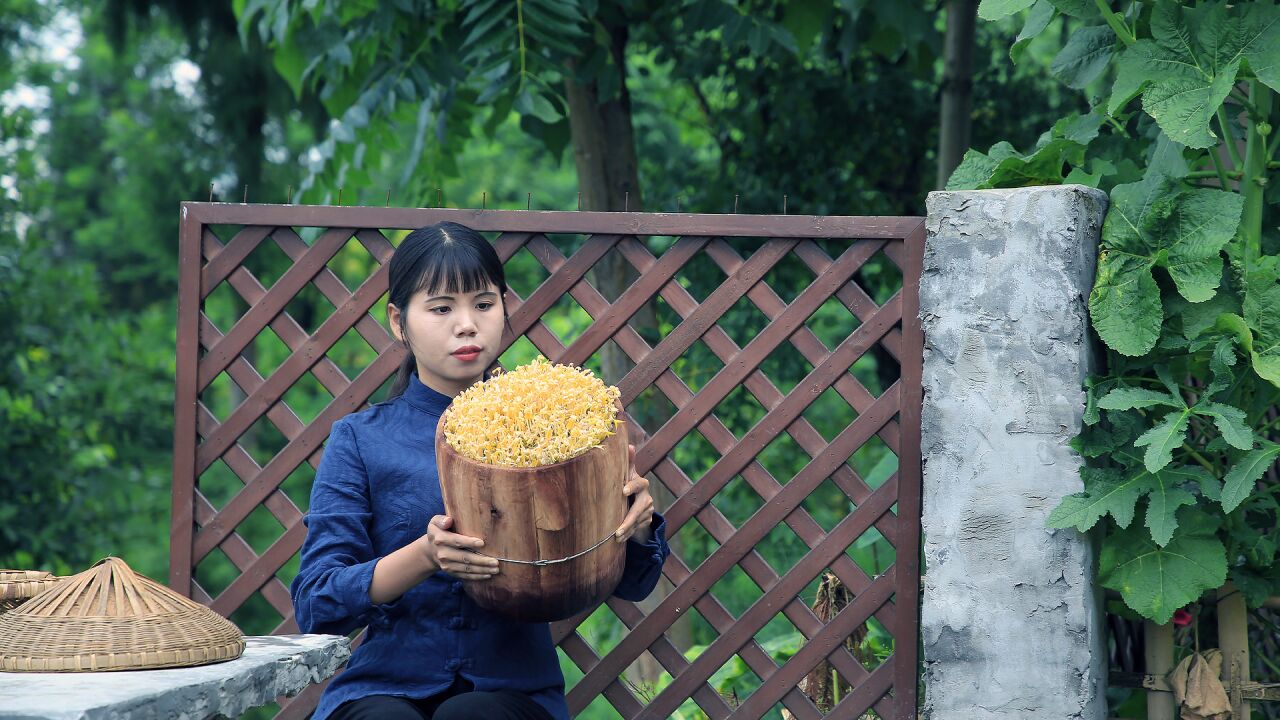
xmin=0 ymin=634 xmax=350 ymax=720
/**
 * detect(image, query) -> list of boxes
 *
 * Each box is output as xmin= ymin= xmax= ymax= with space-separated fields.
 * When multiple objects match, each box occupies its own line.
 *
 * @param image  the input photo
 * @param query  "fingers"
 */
xmin=427 ymin=515 xmax=485 ymax=550
xmin=615 ymin=492 xmax=655 ymax=542
xmin=436 ymin=547 xmax=500 ymax=580
xmin=622 ymin=472 xmax=649 ymax=497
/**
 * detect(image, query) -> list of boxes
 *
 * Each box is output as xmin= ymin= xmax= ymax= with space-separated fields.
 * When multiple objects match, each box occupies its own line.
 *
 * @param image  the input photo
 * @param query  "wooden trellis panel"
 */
xmin=171 ymin=202 xmax=925 ymax=719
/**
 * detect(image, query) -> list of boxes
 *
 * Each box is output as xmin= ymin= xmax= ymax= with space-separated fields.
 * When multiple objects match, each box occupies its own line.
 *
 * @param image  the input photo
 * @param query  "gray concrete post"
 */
xmin=919 ymin=186 xmax=1109 ymax=719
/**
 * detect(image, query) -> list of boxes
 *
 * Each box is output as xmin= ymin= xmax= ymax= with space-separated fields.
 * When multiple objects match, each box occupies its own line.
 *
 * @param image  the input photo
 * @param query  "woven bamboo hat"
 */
xmin=0 ymin=570 xmax=62 ymax=613
xmin=0 ymin=557 xmax=245 ymax=672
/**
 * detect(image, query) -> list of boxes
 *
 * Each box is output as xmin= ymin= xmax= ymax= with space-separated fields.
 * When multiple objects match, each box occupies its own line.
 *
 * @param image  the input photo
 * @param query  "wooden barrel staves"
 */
xmin=436 ymin=399 xmax=629 ymax=623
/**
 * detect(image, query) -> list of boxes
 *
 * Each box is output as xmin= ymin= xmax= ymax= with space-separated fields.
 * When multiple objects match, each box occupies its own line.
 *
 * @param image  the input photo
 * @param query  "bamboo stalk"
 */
xmin=1218 ymin=584 xmax=1251 ymax=719
xmin=1144 ymin=620 xmax=1176 ymax=720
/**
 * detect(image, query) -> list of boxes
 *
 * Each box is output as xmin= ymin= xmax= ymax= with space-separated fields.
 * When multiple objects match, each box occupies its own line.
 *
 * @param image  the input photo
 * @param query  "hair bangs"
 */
xmin=414 ymin=244 xmax=500 ymax=298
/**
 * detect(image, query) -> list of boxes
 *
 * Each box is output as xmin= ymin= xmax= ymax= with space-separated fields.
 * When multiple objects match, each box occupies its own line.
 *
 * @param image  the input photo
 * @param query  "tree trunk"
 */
xmin=564 ymin=19 xmax=688 ymax=690
xmin=937 ymin=0 xmax=979 ymax=189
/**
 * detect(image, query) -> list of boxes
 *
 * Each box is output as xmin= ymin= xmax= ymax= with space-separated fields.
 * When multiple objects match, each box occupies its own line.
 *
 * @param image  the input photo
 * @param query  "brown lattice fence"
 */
xmin=170 ymin=202 xmax=925 ymax=719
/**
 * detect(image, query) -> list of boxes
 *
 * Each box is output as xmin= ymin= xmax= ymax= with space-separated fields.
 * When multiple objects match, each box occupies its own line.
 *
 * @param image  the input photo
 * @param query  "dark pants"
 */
xmin=327 ymin=677 xmax=554 ymax=720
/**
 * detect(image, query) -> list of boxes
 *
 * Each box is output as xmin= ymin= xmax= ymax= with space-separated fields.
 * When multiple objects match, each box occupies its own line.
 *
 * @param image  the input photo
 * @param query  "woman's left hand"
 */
xmin=615 ymin=443 xmax=655 ymax=544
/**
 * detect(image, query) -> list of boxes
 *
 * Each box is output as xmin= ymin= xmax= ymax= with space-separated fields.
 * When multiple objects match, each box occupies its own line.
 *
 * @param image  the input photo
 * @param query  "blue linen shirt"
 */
xmin=291 ymin=371 xmax=671 ymax=720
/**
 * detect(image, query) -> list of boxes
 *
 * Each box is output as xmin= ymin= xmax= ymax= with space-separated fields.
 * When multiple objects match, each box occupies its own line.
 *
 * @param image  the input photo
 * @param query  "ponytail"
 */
xmin=386 ymin=348 xmax=418 ymax=401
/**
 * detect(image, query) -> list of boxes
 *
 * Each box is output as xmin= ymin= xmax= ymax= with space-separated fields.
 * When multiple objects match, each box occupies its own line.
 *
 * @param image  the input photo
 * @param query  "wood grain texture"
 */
xmin=436 ymin=399 xmax=629 ymax=623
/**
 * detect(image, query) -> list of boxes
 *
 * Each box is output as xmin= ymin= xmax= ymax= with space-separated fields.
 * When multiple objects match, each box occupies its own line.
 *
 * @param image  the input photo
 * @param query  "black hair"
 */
xmin=385 ymin=221 xmax=509 ymax=400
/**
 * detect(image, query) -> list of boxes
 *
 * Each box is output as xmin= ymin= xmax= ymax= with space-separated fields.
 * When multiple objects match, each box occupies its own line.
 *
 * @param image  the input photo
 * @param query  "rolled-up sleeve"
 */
xmin=612 ymin=512 xmax=671 ymax=601
xmin=290 ymin=420 xmax=401 ymax=635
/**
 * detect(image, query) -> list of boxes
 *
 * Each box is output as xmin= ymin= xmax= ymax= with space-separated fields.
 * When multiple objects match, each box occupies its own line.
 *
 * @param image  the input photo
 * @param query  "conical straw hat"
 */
xmin=0 ymin=557 xmax=244 ymax=672
xmin=0 ymin=570 xmax=62 ymax=613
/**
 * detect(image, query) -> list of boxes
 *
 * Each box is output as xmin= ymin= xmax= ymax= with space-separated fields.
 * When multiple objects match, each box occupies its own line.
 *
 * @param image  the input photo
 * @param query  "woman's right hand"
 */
xmin=417 ymin=515 xmax=500 ymax=581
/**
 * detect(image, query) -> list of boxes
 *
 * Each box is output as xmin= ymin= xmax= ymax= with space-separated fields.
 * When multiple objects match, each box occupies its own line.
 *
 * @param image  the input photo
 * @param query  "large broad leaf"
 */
xmin=978 ymin=0 xmax=1036 ymax=21
xmin=1221 ymin=441 xmax=1280 ymax=512
xmin=1163 ymin=190 xmax=1245 ymax=301
xmin=1089 ymin=251 xmax=1162 ymax=356
xmin=1101 ymin=510 xmax=1228 ymax=623
xmin=1108 ymin=2 xmax=1250 ymax=148
xmin=1011 ymin=0 xmax=1056 ymax=64
xmin=1051 ymin=25 xmax=1116 ymax=89
xmin=1089 ymin=168 xmax=1242 ymax=355
xmin=1046 ymin=0 xmax=1098 ymax=19
xmin=945 ymin=114 xmax=1096 ymax=190
xmin=1222 ymin=2 xmax=1280 ymax=95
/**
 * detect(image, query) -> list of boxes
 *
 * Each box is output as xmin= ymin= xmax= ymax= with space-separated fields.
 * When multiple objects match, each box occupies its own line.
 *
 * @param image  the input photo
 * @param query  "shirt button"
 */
xmin=448 ymin=617 xmax=463 ymax=629
xmin=446 ymin=658 xmax=461 ymax=671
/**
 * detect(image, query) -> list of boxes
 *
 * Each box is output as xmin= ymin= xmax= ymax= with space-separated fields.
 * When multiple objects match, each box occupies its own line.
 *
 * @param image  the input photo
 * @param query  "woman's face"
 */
xmin=388 ymin=282 xmax=506 ymax=397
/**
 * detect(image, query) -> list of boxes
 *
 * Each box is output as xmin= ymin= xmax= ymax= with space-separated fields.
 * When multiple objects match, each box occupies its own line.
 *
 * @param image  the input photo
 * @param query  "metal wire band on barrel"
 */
xmin=475 ymin=531 xmax=618 ymax=567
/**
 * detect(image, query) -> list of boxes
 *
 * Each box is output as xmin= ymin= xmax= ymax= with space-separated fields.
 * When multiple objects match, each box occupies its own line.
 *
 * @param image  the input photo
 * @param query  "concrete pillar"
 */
xmin=919 ymin=185 xmax=1109 ymax=720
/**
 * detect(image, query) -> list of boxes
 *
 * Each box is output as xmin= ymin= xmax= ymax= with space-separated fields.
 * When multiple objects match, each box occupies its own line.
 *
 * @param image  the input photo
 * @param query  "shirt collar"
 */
xmin=403 ymin=372 xmax=454 ymax=416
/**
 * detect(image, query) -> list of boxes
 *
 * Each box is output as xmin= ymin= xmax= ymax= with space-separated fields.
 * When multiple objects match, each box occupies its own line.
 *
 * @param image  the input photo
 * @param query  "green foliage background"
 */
xmin=951 ymin=0 xmax=1280 ymax=639
xmin=3 ymin=0 xmax=1081 ymax=717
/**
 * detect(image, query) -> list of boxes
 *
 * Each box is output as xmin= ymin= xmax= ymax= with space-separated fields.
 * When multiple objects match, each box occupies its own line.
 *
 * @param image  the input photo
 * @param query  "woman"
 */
xmin=291 ymin=221 xmax=671 ymax=720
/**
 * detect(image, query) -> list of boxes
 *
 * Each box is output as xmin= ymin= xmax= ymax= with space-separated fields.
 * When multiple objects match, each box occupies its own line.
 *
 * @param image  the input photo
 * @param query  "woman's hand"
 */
xmin=616 ymin=444 xmax=655 ymax=544
xmin=417 ymin=515 xmax=499 ymax=581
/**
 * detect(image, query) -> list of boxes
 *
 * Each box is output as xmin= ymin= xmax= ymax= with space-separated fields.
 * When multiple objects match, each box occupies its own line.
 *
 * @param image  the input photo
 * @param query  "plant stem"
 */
xmin=1230 ymin=90 xmax=1261 ymax=119
xmin=516 ymin=0 xmax=528 ymax=90
xmin=1240 ymin=81 xmax=1271 ymax=274
xmin=1186 ymin=169 xmax=1242 ymax=180
xmin=1094 ymin=0 xmax=1136 ymax=45
xmin=1218 ymin=106 xmax=1243 ymax=169
xmin=1182 ymin=443 xmax=1218 ymax=474
xmin=1204 ymin=152 xmax=1234 ymax=188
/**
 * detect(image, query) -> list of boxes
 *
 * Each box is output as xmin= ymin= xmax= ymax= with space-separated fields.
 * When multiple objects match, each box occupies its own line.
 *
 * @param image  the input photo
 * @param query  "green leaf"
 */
xmin=1064 ymin=157 xmax=1116 ymax=187
xmin=1176 ymin=289 xmax=1239 ymax=340
xmin=1133 ymin=409 xmax=1191 ymax=472
xmin=986 ymin=138 xmax=1080 ymax=186
xmin=945 ymin=148 xmax=1002 ymax=190
xmin=1224 ymin=2 xmax=1280 ymax=95
xmin=1243 ymin=268 xmax=1280 ymax=388
xmin=1161 ymin=189 xmax=1243 ymax=302
xmin=1091 ymin=165 xmax=1241 ymax=354
xmin=1160 ymin=463 xmax=1221 ymax=504
xmin=514 ymin=89 xmax=561 ymax=123
xmin=1221 ymin=443 xmax=1280 ymax=512
xmin=1098 ymin=387 xmax=1182 ymax=411
xmin=1101 ymin=511 xmax=1227 ymax=623
xmin=945 ymin=115 xmax=1096 ymax=190
xmin=1011 ymin=0 xmax=1056 ymax=64
xmin=1045 ymin=0 xmax=1097 ymax=19
xmin=1194 ymin=402 xmax=1253 ymax=450
xmin=978 ymin=0 xmax=1036 ymax=21
xmin=1051 ymin=25 xmax=1116 ymax=89
xmin=1048 ymin=467 xmax=1140 ymax=532
xmin=1203 ymin=335 xmax=1239 ymax=397
xmin=1108 ymin=3 xmax=1242 ymax=148
xmin=1142 ymin=477 xmax=1198 ymax=548
xmin=271 ymin=37 xmax=308 ymax=99
xmin=780 ymin=0 xmax=830 ymax=55
xmin=1083 ymin=376 xmax=1106 ymax=425
xmin=1050 ymin=460 xmax=1208 ymax=546
xmin=1089 ymin=251 xmax=1161 ymax=356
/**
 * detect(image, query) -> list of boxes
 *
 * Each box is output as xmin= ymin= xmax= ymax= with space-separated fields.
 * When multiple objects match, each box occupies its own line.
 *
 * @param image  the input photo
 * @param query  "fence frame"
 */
xmin=171 ymin=201 xmax=925 ymax=719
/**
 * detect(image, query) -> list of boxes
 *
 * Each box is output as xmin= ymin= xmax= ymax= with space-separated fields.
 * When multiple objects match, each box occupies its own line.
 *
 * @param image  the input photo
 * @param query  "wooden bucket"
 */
xmin=436 ymin=400 xmax=629 ymax=623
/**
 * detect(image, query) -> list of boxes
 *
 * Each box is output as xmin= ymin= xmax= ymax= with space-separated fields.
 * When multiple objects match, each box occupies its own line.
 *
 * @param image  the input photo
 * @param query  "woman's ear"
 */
xmin=387 ymin=303 xmax=403 ymax=342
